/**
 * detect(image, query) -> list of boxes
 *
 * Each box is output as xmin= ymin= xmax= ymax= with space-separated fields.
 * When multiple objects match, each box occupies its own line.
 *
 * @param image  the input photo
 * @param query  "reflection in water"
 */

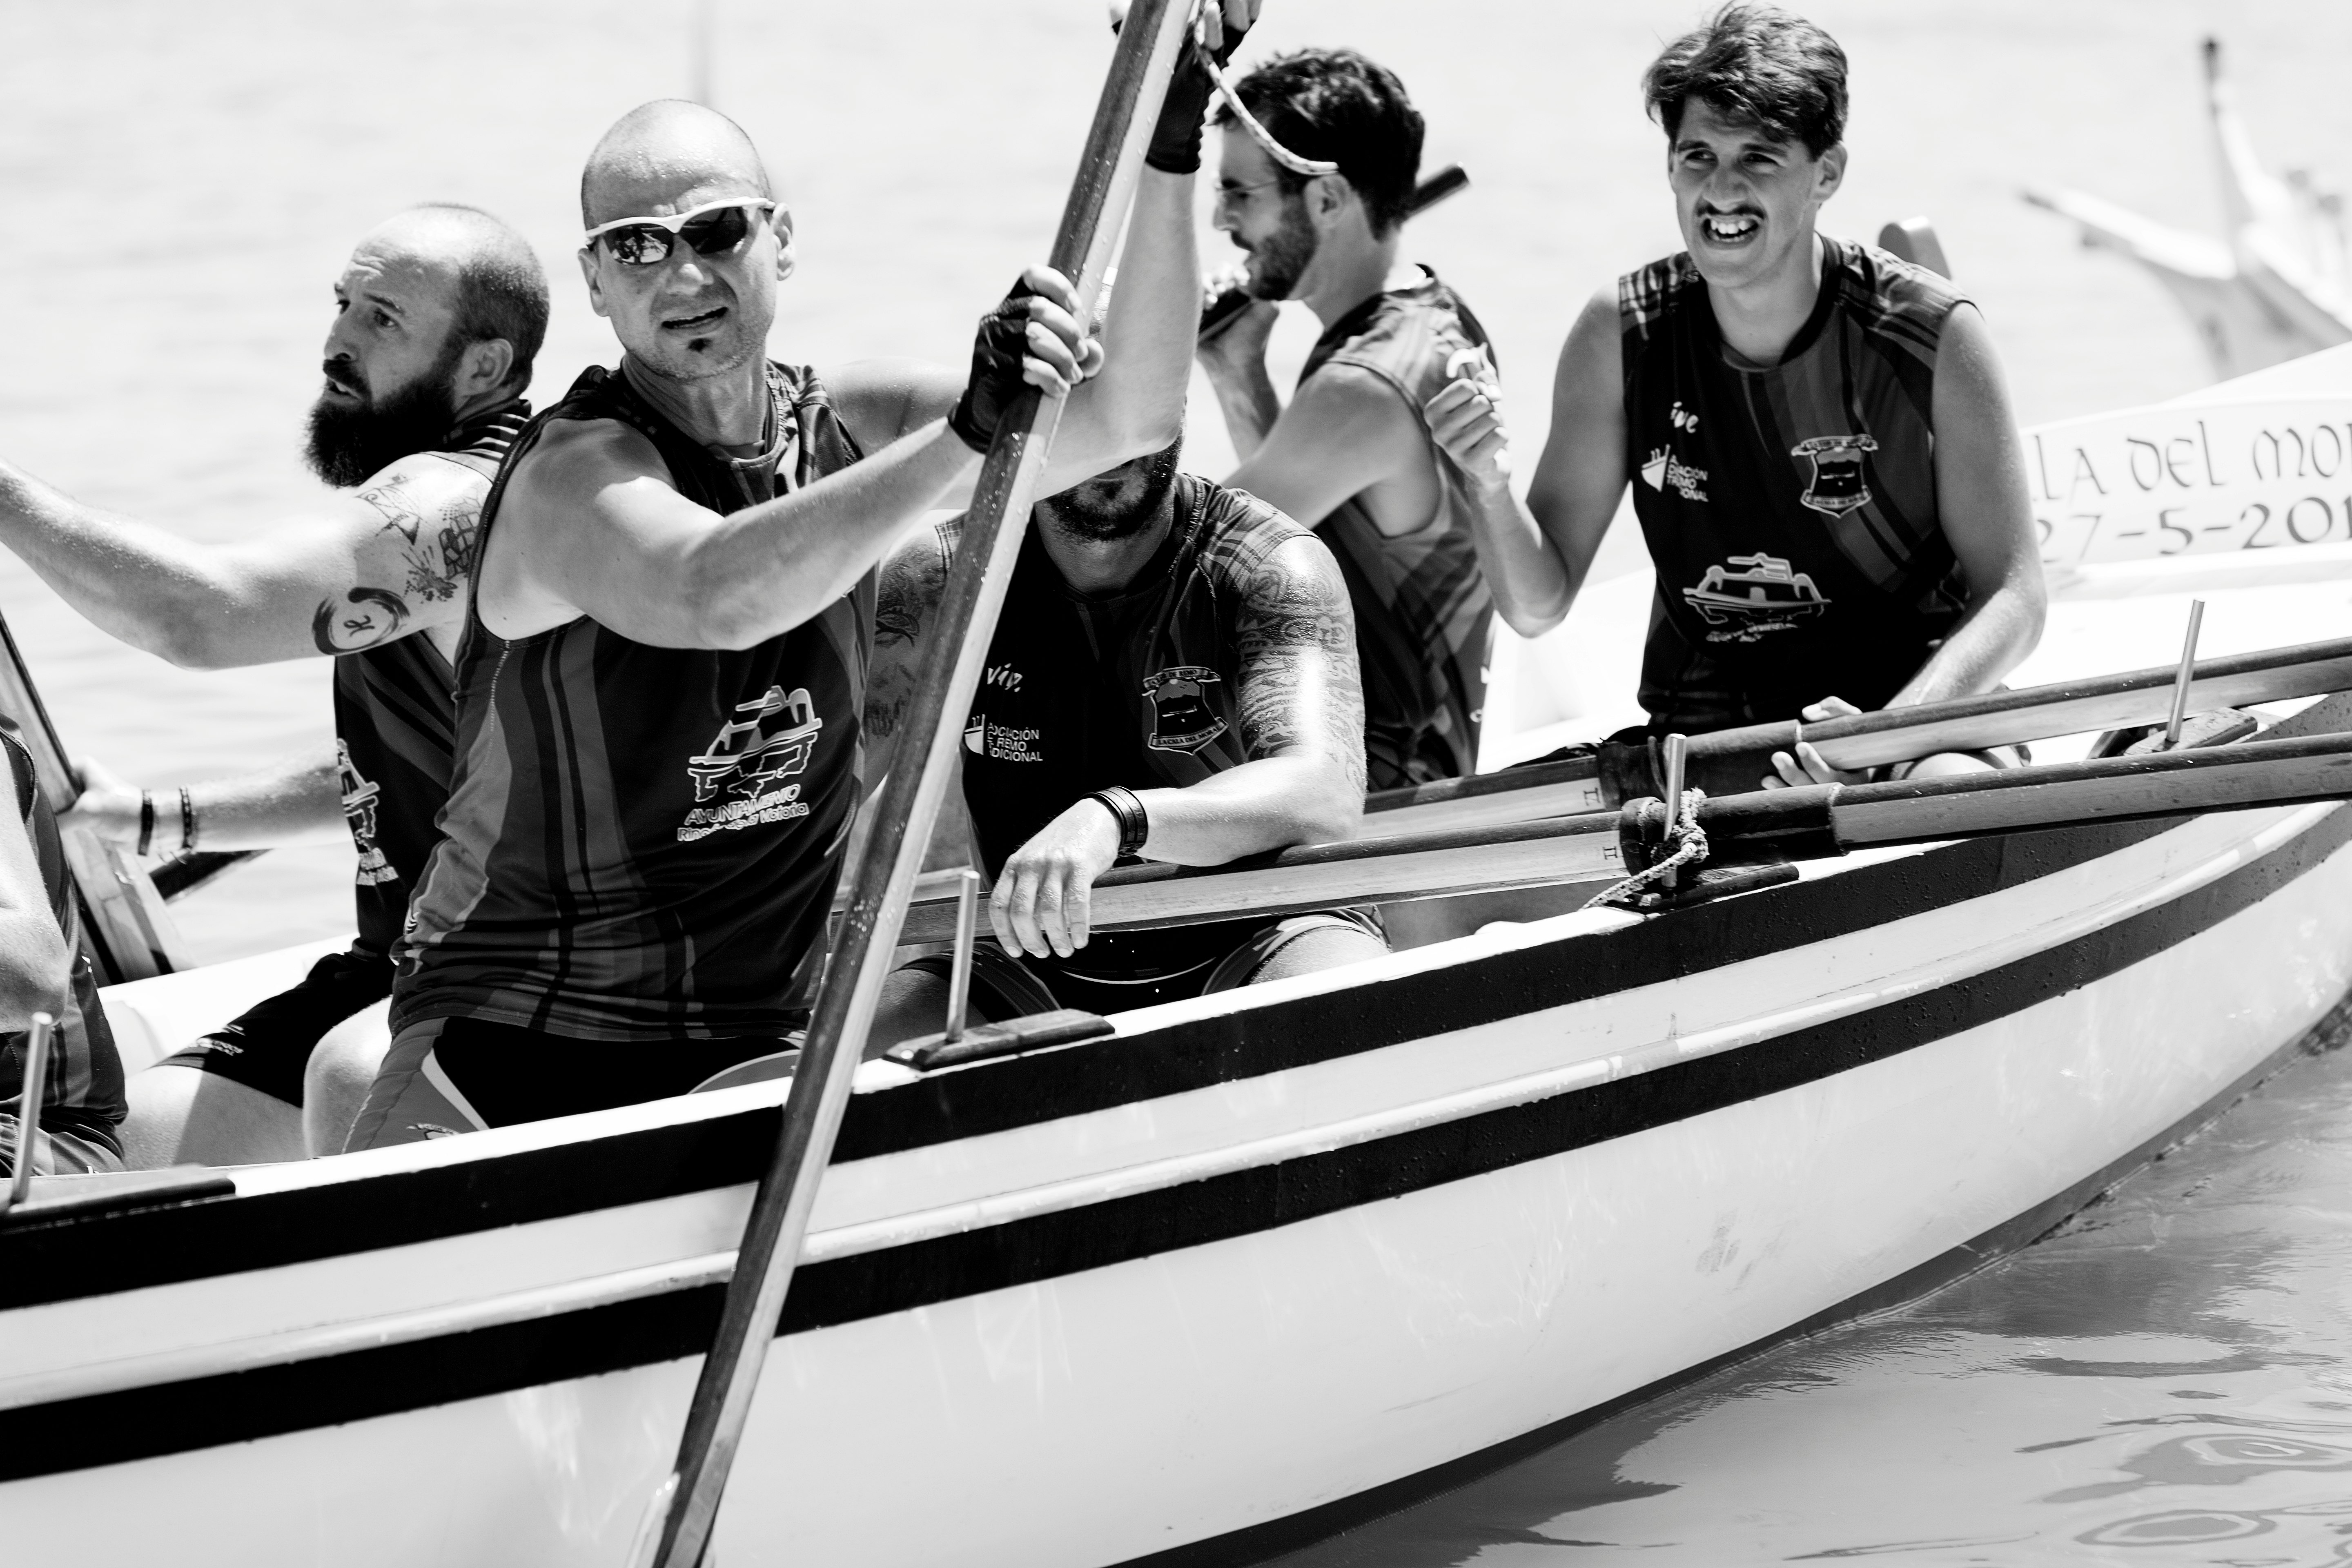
xmin=1265 ymin=1030 xmax=2352 ymax=1566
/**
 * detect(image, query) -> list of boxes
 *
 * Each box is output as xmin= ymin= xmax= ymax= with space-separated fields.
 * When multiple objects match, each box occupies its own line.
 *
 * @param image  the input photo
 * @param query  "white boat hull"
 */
xmin=6 ymin=747 xmax=2349 ymax=1564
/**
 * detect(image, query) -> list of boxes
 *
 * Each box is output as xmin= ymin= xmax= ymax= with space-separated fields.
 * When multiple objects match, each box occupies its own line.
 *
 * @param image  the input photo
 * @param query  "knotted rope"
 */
xmin=1584 ymin=788 xmax=1711 ymax=912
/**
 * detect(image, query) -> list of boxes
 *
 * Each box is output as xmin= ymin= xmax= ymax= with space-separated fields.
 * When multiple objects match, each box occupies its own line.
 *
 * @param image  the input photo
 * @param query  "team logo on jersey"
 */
xmin=964 ymin=712 xmax=1043 ymax=762
xmin=677 ymin=686 xmax=822 ymax=842
xmin=1792 ymin=433 xmax=1879 ymax=516
xmin=1143 ymin=666 xmax=1228 ymax=753
xmin=1641 ymin=445 xmax=1709 ymax=502
xmin=1682 ymin=553 xmax=1832 ymax=643
xmin=338 ymin=739 xmax=398 ymax=886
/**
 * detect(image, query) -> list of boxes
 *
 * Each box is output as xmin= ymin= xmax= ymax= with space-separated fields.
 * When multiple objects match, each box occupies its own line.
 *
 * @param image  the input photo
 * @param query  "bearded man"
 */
xmin=0 ymin=203 xmax=548 ymax=1163
xmin=1197 ymin=48 xmax=1531 ymax=788
xmin=867 ymin=440 xmax=1383 ymax=1042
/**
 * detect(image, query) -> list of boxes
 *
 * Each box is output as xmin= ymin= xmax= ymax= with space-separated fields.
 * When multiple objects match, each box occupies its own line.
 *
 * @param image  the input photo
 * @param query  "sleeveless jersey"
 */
xmin=1621 ymin=236 xmax=1969 ymax=732
xmin=334 ymin=399 xmax=528 ymax=959
xmin=1298 ymin=267 xmax=1497 ymax=788
xmin=393 ymin=362 xmax=871 ymax=1041
xmin=0 ymin=728 xmax=124 ymax=1155
xmin=956 ymin=475 xmax=1312 ymax=980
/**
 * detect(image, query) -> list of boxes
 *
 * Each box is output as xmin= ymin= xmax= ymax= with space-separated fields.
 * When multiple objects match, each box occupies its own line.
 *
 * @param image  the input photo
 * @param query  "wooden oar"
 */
xmin=1360 ymin=633 xmax=2352 ymax=840
xmin=896 ymin=723 xmax=2352 ymax=944
xmin=0 ymin=608 xmax=187 ymax=981
xmin=1634 ymin=726 xmax=2352 ymax=868
xmin=630 ymin=7 xmax=1196 ymax=1566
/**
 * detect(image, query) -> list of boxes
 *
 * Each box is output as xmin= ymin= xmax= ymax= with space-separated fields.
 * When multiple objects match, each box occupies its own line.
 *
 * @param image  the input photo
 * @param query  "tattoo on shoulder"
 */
xmin=312 ymin=586 xmax=412 ymax=655
xmin=361 ymin=473 xmax=480 ymax=604
xmin=1235 ymin=543 xmax=1367 ymax=790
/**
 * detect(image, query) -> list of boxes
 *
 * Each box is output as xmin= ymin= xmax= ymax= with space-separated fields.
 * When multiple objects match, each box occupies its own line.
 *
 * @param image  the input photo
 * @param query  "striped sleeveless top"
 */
xmin=0 ymin=728 xmax=122 ymax=1156
xmin=1299 ymin=269 xmax=1497 ymax=788
xmin=392 ymin=362 xmax=870 ymax=1042
xmin=1620 ymin=237 xmax=1969 ymax=731
xmin=334 ymin=399 xmax=528 ymax=960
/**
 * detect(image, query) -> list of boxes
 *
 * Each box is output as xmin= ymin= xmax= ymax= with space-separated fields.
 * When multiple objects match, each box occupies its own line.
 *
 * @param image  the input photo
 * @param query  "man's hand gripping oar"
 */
xmin=627 ymin=4 xmax=1254 ymax=1564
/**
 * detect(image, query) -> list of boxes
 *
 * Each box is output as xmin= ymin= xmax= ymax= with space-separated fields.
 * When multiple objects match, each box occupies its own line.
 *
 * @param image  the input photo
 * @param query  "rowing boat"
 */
xmin=11 ymin=227 xmax=2352 ymax=1568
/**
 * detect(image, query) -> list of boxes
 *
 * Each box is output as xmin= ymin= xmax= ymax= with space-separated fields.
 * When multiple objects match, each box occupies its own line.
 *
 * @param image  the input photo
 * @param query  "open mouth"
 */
xmin=321 ymin=377 xmax=363 ymax=402
xmin=1698 ymin=212 xmax=1762 ymax=245
xmin=662 ymin=305 xmax=728 ymax=333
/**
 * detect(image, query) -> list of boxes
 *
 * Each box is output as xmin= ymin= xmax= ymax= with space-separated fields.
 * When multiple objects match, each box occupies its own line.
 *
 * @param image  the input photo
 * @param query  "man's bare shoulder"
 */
xmin=820 ymin=358 xmax=962 ymax=452
xmin=1281 ymin=360 xmax=1427 ymax=452
xmin=1555 ymin=284 xmax=1624 ymax=387
xmin=501 ymin=415 xmax=673 ymax=517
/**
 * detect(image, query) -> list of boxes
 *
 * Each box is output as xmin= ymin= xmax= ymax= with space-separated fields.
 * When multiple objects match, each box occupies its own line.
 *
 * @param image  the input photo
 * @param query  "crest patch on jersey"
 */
xmin=1792 ymin=433 xmax=1880 ymax=517
xmin=1143 ymin=666 xmax=1229 ymax=753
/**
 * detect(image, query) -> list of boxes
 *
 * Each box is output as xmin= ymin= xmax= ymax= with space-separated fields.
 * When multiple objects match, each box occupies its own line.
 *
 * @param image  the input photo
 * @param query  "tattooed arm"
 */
xmin=0 ymin=450 xmax=487 ymax=668
xmin=860 ymin=519 xmax=959 ymax=786
xmin=1123 ymin=532 xmax=1366 ymax=861
xmin=988 ymin=529 xmax=1367 ymax=961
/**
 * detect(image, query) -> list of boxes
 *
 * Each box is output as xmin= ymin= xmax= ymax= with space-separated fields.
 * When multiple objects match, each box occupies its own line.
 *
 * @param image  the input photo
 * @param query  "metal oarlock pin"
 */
xmin=1661 ymin=734 xmax=1689 ymax=891
xmin=4 ymin=1011 xmax=56 ymax=1209
xmin=2165 ymin=598 xmax=2208 ymax=750
xmin=944 ymin=867 xmax=982 ymax=1045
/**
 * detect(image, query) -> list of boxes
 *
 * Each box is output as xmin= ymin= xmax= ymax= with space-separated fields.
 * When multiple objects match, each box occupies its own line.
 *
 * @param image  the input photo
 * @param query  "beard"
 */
xmin=1243 ymin=194 xmax=1318 ymax=301
xmin=303 ymin=339 xmax=465 ymax=488
xmin=1039 ymin=438 xmax=1183 ymax=543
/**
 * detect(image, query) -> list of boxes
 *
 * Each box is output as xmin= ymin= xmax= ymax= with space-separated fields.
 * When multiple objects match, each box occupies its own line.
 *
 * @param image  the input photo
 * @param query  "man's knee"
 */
xmin=304 ymin=1000 xmax=393 ymax=1157
xmin=1244 ymin=918 xmax=1391 ymax=987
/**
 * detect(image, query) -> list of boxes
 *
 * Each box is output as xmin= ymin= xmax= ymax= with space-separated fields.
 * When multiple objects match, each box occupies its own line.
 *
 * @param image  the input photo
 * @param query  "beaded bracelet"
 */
xmin=178 ymin=786 xmax=196 ymax=854
xmin=136 ymin=791 xmax=155 ymax=858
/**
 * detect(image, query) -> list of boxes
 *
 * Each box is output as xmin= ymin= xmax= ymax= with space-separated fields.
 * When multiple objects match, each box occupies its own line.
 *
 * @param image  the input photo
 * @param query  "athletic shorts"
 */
xmin=0 ymin=1111 xmax=125 ymax=1178
xmin=899 ymin=906 xmax=1386 ymax=1023
xmin=344 ymin=1016 xmax=801 ymax=1151
xmin=161 ymin=947 xmax=392 ymax=1107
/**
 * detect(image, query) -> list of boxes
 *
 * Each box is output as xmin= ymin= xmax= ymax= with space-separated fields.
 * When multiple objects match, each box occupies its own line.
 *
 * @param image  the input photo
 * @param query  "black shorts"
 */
xmin=160 ymin=948 xmax=394 ymax=1106
xmin=345 ymin=1016 xmax=802 ymax=1149
xmin=900 ymin=907 xmax=1386 ymax=1022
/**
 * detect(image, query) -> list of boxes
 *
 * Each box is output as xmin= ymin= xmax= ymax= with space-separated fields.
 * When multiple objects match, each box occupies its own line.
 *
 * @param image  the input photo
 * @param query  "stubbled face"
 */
xmin=1037 ymin=444 xmax=1180 ymax=544
xmin=1213 ymin=128 xmax=1317 ymax=301
xmin=579 ymin=174 xmax=785 ymax=382
xmin=1668 ymin=99 xmax=1843 ymax=292
xmin=306 ymin=232 xmax=465 ymax=486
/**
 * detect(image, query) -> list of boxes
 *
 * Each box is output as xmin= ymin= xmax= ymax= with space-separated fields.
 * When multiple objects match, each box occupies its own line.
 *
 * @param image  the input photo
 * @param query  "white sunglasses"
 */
xmin=583 ymin=197 xmax=777 ymax=267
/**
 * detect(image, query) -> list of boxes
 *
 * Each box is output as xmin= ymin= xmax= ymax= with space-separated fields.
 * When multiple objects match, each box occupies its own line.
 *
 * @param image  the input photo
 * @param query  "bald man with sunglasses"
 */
xmin=351 ymin=49 xmax=1242 ymax=1143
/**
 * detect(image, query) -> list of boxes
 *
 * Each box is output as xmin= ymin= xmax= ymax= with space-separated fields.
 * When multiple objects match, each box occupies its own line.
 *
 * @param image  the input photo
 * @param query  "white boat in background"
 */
xmin=2025 ymin=38 xmax=2352 ymax=381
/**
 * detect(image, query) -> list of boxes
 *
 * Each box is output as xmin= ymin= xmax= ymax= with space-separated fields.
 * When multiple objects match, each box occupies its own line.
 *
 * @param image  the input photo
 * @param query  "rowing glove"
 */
xmin=1142 ymin=9 xmax=1253 ymax=174
xmin=949 ymin=281 xmax=1040 ymax=453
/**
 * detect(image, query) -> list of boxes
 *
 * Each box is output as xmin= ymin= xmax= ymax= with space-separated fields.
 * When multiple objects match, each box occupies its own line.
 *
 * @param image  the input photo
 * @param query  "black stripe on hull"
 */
xmin=3 ymin=799 xmax=2347 ymax=1483
xmin=0 ymin=808 xmax=2192 ymax=1312
xmin=1119 ymin=989 xmax=2352 ymax=1568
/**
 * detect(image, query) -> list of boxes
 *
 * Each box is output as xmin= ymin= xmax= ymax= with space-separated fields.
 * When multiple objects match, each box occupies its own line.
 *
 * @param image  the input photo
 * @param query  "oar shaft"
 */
xmin=644 ymin=7 xmax=1194 ymax=1566
xmin=1359 ymin=633 xmax=2352 ymax=837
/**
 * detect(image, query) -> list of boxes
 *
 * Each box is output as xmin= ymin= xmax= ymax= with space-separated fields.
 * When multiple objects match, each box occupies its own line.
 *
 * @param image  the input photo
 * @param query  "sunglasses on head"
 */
xmin=584 ymin=196 xmax=776 ymax=267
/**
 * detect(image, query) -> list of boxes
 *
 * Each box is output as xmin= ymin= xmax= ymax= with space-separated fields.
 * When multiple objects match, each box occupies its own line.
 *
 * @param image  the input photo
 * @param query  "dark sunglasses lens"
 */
xmin=604 ymin=226 xmax=675 ymax=267
xmin=680 ymin=206 xmax=754 ymax=256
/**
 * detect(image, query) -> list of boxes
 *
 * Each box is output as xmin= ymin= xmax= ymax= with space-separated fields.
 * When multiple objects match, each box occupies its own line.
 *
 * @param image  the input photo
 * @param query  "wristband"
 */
xmin=136 ymin=791 xmax=155 ymax=858
xmin=1087 ymin=786 xmax=1149 ymax=860
xmin=178 ymin=786 xmax=196 ymax=854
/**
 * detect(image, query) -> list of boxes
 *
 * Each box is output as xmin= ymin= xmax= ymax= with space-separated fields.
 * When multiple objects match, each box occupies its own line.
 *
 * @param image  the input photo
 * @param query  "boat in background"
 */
xmin=2025 ymin=38 xmax=2352 ymax=381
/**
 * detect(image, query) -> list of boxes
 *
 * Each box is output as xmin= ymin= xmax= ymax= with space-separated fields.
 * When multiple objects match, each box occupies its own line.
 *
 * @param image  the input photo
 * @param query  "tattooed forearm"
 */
xmin=1235 ymin=538 xmax=1367 ymax=791
xmin=312 ymin=586 xmax=412 ymax=655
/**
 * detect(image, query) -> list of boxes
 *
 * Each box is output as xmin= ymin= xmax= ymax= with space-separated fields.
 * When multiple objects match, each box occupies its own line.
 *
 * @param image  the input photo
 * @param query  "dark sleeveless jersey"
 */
xmin=393 ymin=361 xmax=871 ymax=1042
xmin=1621 ymin=236 xmax=1970 ymax=732
xmin=955 ymin=475 xmax=1314 ymax=980
xmin=335 ymin=399 xmax=528 ymax=959
xmin=1299 ymin=267 xmax=1497 ymax=788
xmin=0 ymin=728 xmax=124 ymax=1155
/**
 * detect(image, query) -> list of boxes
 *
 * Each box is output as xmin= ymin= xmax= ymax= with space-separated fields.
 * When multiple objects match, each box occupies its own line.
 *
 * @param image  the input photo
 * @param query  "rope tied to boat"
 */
xmin=1192 ymin=2 xmax=1340 ymax=177
xmin=1584 ymin=788 xmax=1710 ymax=912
